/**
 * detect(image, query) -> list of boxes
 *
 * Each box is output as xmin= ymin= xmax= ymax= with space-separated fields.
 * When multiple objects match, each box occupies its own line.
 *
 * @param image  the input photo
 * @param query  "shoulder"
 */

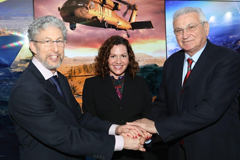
xmin=58 ymin=72 xmax=68 ymax=80
xmin=85 ymin=75 xmax=102 ymax=83
xmin=207 ymin=42 xmax=240 ymax=61
xmin=129 ymin=75 xmax=148 ymax=86
xmin=84 ymin=75 xmax=103 ymax=88
xmin=13 ymin=66 xmax=40 ymax=87
xmin=134 ymin=75 xmax=146 ymax=82
xmin=207 ymin=40 xmax=237 ymax=55
xmin=164 ymin=49 xmax=184 ymax=67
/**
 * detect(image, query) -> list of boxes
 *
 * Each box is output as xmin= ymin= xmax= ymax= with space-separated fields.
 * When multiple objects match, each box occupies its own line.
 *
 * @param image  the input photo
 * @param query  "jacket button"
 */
xmin=120 ymin=120 xmax=124 ymax=124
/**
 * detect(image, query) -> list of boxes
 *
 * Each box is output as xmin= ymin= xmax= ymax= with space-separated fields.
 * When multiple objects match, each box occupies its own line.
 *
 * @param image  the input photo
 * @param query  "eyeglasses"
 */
xmin=173 ymin=22 xmax=204 ymax=36
xmin=31 ymin=40 xmax=66 ymax=47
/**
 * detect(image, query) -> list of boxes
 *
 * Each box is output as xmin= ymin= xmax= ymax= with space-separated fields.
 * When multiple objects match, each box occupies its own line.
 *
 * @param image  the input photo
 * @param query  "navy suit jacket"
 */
xmin=149 ymin=40 xmax=240 ymax=160
xmin=8 ymin=62 xmax=115 ymax=160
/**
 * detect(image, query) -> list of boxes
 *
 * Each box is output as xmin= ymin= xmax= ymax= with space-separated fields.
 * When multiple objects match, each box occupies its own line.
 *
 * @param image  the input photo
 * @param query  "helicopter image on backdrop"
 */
xmin=58 ymin=0 xmax=154 ymax=37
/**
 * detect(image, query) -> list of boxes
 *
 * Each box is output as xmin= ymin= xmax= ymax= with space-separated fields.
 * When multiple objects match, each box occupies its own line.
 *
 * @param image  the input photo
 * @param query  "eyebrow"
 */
xmin=175 ymin=23 xmax=197 ymax=28
xmin=44 ymin=37 xmax=64 ymax=40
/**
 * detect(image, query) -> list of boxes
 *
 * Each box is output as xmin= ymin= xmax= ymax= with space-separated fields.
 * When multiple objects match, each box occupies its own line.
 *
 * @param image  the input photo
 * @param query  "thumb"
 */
xmin=122 ymin=128 xmax=129 ymax=133
xmin=126 ymin=122 xmax=135 ymax=125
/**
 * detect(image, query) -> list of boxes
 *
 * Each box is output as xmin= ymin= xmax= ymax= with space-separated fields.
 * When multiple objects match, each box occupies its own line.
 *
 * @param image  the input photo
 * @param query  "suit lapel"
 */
xmin=99 ymin=73 xmax=134 ymax=106
xmin=121 ymin=72 xmax=136 ymax=106
xmin=174 ymin=51 xmax=185 ymax=109
xmin=101 ymin=75 xmax=122 ymax=106
xmin=57 ymin=74 xmax=72 ymax=107
xmin=45 ymin=79 xmax=68 ymax=106
xmin=182 ymin=41 xmax=212 ymax=91
xmin=28 ymin=62 xmax=69 ymax=106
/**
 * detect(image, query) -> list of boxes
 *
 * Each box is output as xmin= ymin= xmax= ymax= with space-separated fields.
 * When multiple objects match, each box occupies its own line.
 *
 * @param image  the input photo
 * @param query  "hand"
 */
xmin=115 ymin=124 xmax=145 ymax=138
xmin=136 ymin=130 xmax=152 ymax=144
xmin=122 ymin=134 xmax=146 ymax=152
xmin=127 ymin=118 xmax=157 ymax=134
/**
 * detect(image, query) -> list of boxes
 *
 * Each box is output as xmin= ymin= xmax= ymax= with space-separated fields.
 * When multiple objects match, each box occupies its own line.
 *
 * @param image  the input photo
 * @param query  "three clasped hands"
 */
xmin=115 ymin=118 xmax=157 ymax=152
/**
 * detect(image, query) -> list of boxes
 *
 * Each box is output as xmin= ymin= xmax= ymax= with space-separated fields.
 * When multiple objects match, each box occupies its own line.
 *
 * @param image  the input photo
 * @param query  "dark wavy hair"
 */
xmin=94 ymin=35 xmax=139 ymax=79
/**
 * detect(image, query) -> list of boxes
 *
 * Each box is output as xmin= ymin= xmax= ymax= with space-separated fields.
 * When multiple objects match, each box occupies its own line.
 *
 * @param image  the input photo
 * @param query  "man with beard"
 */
xmin=8 ymin=15 xmax=146 ymax=160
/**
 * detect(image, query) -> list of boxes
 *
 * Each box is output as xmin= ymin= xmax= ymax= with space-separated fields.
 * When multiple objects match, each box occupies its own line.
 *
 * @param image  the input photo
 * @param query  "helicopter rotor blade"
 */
xmin=115 ymin=0 xmax=132 ymax=6
xmin=123 ymin=8 xmax=129 ymax=17
xmin=115 ymin=0 xmax=138 ymax=17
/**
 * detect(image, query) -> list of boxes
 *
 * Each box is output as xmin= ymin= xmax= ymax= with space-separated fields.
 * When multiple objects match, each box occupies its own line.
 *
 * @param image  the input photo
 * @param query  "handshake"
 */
xmin=115 ymin=118 xmax=157 ymax=152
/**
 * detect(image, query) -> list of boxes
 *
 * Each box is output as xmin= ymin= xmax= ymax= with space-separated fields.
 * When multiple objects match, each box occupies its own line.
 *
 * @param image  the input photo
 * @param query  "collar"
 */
xmin=110 ymin=75 xmax=125 ymax=81
xmin=32 ymin=57 xmax=58 ymax=80
xmin=184 ymin=41 xmax=207 ymax=63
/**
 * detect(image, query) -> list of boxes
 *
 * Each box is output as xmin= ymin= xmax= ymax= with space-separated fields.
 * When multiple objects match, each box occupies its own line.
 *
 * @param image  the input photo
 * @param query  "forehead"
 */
xmin=173 ymin=12 xmax=200 ymax=28
xmin=35 ymin=26 xmax=63 ymax=39
xmin=110 ymin=44 xmax=127 ymax=54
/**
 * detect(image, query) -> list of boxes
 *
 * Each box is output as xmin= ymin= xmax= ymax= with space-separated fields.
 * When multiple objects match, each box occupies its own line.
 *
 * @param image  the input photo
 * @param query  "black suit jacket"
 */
xmin=149 ymin=40 xmax=240 ymax=160
xmin=82 ymin=72 xmax=152 ymax=125
xmin=8 ymin=62 xmax=115 ymax=160
xmin=82 ymin=72 xmax=153 ymax=160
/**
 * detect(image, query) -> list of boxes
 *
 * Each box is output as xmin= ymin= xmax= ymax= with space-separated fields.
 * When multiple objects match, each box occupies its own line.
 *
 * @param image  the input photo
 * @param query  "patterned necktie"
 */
xmin=183 ymin=58 xmax=193 ymax=85
xmin=50 ymin=76 xmax=65 ymax=98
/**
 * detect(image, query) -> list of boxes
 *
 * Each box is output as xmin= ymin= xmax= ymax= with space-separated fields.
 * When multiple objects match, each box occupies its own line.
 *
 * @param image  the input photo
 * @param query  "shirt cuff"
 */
xmin=145 ymin=139 xmax=152 ymax=144
xmin=114 ymin=135 xmax=124 ymax=151
xmin=109 ymin=124 xmax=118 ymax=135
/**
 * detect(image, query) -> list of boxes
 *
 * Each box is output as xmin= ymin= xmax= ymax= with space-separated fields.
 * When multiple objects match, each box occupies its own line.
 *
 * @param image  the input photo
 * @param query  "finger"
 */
xmin=116 ymin=125 xmax=134 ymax=134
xmin=146 ymin=132 xmax=152 ymax=139
xmin=134 ymin=119 xmax=143 ymax=123
xmin=127 ymin=122 xmax=142 ymax=127
xmin=139 ymin=137 xmax=146 ymax=145
xmin=122 ymin=130 xmax=136 ymax=139
xmin=133 ymin=118 xmax=149 ymax=124
xmin=121 ymin=124 xmax=137 ymax=132
xmin=140 ymin=129 xmax=148 ymax=138
xmin=139 ymin=146 xmax=146 ymax=152
xmin=121 ymin=133 xmax=131 ymax=138
xmin=121 ymin=128 xmax=142 ymax=139
xmin=130 ymin=126 xmax=145 ymax=137
xmin=127 ymin=122 xmax=156 ymax=134
xmin=130 ymin=123 xmax=147 ymax=135
xmin=129 ymin=128 xmax=144 ymax=139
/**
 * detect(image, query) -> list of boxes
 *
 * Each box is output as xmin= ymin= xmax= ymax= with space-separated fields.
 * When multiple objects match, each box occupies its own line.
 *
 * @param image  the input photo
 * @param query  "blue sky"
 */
xmin=0 ymin=0 xmax=33 ymax=16
xmin=165 ymin=1 xmax=240 ymax=56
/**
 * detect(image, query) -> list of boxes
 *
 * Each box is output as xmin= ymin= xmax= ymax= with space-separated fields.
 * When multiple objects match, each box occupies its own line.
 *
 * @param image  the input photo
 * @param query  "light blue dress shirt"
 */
xmin=182 ymin=42 xmax=207 ymax=85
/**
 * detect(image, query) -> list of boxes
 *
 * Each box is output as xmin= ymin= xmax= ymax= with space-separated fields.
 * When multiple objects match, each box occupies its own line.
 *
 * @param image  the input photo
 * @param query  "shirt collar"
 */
xmin=184 ymin=41 xmax=207 ymax=63
xmin=32 ymin=57 xmax=58 ymax=80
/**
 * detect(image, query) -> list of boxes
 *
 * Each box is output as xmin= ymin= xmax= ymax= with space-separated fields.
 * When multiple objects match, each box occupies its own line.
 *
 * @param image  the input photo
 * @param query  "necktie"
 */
xmin=49 ymin=76 xmax=65 ymax=98
xmin=181 ymin=58 xmax=193 ymax=146
xmin=183 ymin=58 xmax=193 ymax=85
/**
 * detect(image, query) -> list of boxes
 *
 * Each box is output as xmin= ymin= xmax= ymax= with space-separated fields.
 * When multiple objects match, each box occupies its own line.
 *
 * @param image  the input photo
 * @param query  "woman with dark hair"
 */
xmin=82 ymin=35 xmax=159 ymax=160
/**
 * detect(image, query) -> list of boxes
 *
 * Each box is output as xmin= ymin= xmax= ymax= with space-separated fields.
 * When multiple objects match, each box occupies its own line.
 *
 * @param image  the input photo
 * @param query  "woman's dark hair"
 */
xmin=94 ymin=35 xmax=139 ymax=78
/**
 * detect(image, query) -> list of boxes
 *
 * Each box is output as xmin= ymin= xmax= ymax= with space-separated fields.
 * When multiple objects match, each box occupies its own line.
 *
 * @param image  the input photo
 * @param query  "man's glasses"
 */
xmin=31 ymin=40 xmax=66 ymax=47
xmin=173 ymin=22 xmax=205 ymax=36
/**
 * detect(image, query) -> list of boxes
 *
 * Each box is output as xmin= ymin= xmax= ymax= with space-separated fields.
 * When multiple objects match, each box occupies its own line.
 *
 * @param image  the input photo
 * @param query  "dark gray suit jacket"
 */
xmin=8 ymin=62 xmax=115 ymax=160
xmin=149 ymin=40 xmax=240 ymax=160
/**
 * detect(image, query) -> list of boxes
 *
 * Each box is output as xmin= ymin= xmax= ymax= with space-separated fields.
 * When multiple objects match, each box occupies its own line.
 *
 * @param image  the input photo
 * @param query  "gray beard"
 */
xmin=36 ymin=52 xmax=63 ymax=70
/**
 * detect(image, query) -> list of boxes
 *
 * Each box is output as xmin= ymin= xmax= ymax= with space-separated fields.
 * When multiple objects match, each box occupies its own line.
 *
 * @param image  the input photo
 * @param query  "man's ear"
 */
xmin=29 ymin=41 xmax=37 ymax=55
xmin=204 ymin=22 xmax=210 ymax=36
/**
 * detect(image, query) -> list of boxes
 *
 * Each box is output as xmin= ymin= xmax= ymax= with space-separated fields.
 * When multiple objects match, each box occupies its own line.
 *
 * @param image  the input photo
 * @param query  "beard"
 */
xmin=36 ymin=50 xmax=64 ymax=70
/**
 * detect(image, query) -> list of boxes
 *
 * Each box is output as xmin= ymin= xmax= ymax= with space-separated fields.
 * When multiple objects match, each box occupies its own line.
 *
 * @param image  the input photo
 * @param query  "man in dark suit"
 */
xmin=8 ymin=15 xmax=146 ymax=160
xmin=128 ymin=7 xmax=240 ymax=160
